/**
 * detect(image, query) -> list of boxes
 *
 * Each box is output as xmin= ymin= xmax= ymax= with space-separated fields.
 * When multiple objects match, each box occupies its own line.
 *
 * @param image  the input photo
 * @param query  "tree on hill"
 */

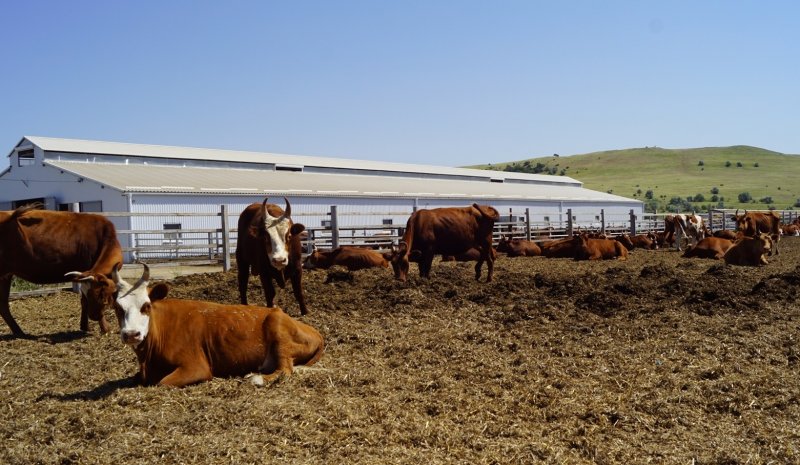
xmin=738 ymin=192 xmax=752 ymax=202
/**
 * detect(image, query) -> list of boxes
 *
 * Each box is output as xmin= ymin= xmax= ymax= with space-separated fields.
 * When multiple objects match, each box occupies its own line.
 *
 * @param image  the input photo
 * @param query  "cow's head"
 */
xmin=250 ymin=197 xmax=299 ymax=270
xmin=112 ymin=264 xmax=167 ymax=347
xmin=65 ymin=269 xmax=118 ymax=322
xmin=302 ymin=247 xmax=325 ymax=270
xmin=496 ymin=234 xmax=511 ymax=253
xmin=389 ymin=242 xmax=410 ymax=282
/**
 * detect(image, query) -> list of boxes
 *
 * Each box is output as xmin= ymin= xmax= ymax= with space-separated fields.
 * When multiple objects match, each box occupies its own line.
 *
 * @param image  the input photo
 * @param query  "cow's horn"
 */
xmin=277 ymin=197 xmax=291 ymax=222
xmin=112 ymin=265 xmax=121 ymax=284
xmin=261 ymin=198 xmax=272 ymax=221
xmin=139 ymin=263 xmax=150 ymax=283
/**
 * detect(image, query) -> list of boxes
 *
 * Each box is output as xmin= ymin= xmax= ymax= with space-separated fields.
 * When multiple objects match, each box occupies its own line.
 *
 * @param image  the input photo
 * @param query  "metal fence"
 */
xmin=94 ymin=206 xmax=800 ymax=271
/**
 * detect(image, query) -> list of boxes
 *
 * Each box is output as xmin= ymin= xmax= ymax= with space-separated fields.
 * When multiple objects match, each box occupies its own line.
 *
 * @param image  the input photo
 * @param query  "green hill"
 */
xmin=470 ymin=146 xmax=800 ymax=212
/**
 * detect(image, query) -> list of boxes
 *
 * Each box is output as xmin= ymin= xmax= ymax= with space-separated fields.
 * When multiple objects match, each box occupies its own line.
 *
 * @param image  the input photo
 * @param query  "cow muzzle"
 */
xmin=271 ymin=256 xmax=289 ymax=269
xmin=121 ymin=329 xmax=143 ymax=345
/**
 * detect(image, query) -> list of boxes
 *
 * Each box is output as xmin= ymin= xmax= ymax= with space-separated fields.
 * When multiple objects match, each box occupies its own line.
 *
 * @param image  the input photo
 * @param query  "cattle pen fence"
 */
xmin=85 ymin=206 xmax=800 ymax=272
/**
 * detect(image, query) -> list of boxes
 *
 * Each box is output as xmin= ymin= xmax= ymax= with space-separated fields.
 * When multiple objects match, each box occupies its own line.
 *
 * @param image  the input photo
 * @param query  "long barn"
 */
xmin=1 ymin=136 xmax=642 ymax=261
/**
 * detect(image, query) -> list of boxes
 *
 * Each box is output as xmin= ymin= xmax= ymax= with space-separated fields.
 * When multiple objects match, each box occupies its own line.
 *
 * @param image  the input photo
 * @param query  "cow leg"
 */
xmin=158 ymin=363 xmax=213 ymax=388
xmin=419 ymin=252 xmax=435 ymax=278
xmin=237 ymin=265 xmax=250 ymax=305
xmin=259 ymin=274 xmax=278 ymax=307
xmin=79 ymin=294 xmax=90 ymax=332
xmin=0 ymin=277 xmax=26 ymax=337
xmin=288 ymin=269 xmax=308 ymax=315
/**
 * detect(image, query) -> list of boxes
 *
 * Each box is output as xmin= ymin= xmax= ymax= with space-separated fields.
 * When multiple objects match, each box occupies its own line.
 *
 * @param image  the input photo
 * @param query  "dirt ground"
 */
xmin=1 ymin=238 xmax=799 ymax=464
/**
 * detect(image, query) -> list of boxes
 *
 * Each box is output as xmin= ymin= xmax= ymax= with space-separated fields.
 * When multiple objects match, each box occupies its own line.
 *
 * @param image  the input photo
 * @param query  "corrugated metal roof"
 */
xmin=24 ymin=135 xmax=582 ymax=187
xmin=46 ymin=160 xmax=640 ymax=204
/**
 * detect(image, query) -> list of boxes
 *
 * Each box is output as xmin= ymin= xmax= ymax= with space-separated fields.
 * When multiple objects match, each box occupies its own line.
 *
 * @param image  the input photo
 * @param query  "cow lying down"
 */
xmin=113 ymin=265 xmax=324 ymax=388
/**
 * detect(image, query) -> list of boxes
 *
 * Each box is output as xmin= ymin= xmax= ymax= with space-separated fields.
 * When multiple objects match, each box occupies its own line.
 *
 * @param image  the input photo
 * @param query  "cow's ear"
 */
xmin=248 ymin=225 xmax=261 ymax=238
xmin=290 ymin=223 xmax=306 ymax=236
xmin=149 ymin=283 xmax=170 ymax=302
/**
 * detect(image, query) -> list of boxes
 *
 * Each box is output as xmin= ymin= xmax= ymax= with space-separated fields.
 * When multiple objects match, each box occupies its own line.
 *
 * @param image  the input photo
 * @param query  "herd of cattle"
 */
xmin=0 ymin=201 xmax=792 ymax=387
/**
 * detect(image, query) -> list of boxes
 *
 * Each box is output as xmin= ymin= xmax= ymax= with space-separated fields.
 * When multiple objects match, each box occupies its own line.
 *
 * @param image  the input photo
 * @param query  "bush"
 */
xmin=736 ymin=162 xmax=743 ymax=167
xmin=760 ymin=196 xmax=773 ymax=204
xmin=698 ymin=160 xmax=704 ymax=166
xmin=725 ymin=161 xmax=732 ymax=167
xmin=710 ymin=194 xmax=719 ymax=202
xmin=795 ymin=198 xmax=800 ymax=208
xmin=710 ymin=187 xmax=719 ymax=195
xmin=645 ymin=190 xmax=654 ymax=200
xmin=738 ymin=192 xmax=752 ymax=202
xmin=754 ymin=162 xmax=759 ymax=167
xmin=693 ymin=194 xmax=705 ymax=202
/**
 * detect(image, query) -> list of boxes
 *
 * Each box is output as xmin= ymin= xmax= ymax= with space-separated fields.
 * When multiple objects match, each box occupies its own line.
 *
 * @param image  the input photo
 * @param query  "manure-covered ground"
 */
xmin=1 ymin=238 xmax=799 ymax=464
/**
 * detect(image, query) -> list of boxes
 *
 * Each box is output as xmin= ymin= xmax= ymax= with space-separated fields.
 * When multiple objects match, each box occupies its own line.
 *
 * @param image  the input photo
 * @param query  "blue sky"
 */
xmin=1 ymin=1 xmax=798 ymax=171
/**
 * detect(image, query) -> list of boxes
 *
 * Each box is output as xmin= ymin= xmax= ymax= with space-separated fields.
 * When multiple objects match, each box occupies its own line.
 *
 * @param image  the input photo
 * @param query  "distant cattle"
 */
xmin=440 ymin=247 xmax=497 ymax=262
xmin=236 ymin=198 xmax=308 ymax=315
xmin=573 ymin=234 xmax=628 ymax=261
xmin=303 ymin=246 xmax=389 ymax=271
xmin=682 ymin=237 xmax=734 ymax=259
xmin=781 ymin=224 xmax=800 ymax=236
xmin=496 ymin=235 xmax=542 ymax=257
xmin=665 ymin=214 xmax=705 ymax=251
xmin=388 ymin=204 xmax=499 ymax=282
xmin=615 ymin=232 xmax=658 ymax=251
xmin=0 ymin=205 xmax=122 ymax=337
xmin=540 ymin=237 xmax=577 ymax=258
xmin=733 ymin=210 xmax=782 ymax=255
xmin=112 ymin=265 xmax=324 ymax=387
xmin=712 ymin=229 xmax=739 ymax=241
xmin=724 ymin=233 xmax=773 ymax=266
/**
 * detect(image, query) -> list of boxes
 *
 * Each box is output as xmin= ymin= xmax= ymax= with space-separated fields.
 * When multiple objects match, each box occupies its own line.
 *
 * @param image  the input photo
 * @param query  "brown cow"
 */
xmin=0 ymin=205 xmax=122 ymax=337
xmin=781 ymin=224 xmax=800 ymax=236
xmin=723 ymin=233 xmax=773 ymax=266
xmin=573 ymin=234 xmax=628 ymax=261
xmin=388 ymin=204 xmax=499 ymax=282
xmin=496 ymin=235 xmax=542 ymax=257
xmin=712 ymin=229 xmax=738 ymax=240
xmin=682 ymin=237 xmax=734 ymax=259
xmin=112 ymin=265 xmax=324 ymax=387
xmin=615 ymin=233 xmax=658 ymax=250
xmin=540 ymin=237 xmax=577 ymax=258
xmin=303 ymin=246 xmax=389 ymax=271
xmin=236 ymin=198 xmax=308 ymax=315
xmin=733 ymin=209 xmax=781 ymax=255
xmin=440 ymin=247 xmax=497 ymax=262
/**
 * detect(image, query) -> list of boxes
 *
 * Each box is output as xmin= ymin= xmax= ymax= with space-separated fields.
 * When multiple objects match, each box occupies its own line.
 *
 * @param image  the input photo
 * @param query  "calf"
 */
xmin=682 ymin=237 xmax=734 ymax=259
xmin=712 ymin=229 xmax=738 ymax=240
xmin=441 ymin=247 xmax=497 ymax=262
xmin=723 ymin=233 xmax=773 ymax=266
xmin=573 ymin=234 xmax=628 ymax=261
xmin=496 ymin=235 xmax=542 ymax=257
xmin=113 ymin=265 xmax=324 ymax=387
xmin=303 ymin=246 xmax=388 ymax=271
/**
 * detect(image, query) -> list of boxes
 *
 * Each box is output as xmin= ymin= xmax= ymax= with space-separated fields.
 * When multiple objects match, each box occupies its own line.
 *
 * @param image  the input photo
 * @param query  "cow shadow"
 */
xmin=0 ymin=330 xmax=91 ymax=344
xmin=37 ymin=376 xmax=139 ymax=402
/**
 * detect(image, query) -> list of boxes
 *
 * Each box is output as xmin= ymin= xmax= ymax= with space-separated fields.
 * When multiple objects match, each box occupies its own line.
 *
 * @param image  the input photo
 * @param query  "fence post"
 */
xmin=600 ymin=209 xmax=605 ymax=235
xmin=721 ymin=210 xmax=727 ymax=230
xmin=220 ymin=204 xmax=231 ymax=272
xmin=330 ymin=205 xmax=340 ymax=249
xmin=631 ymin=208 xmax=636 ymax=236
xmin=567 ymin=208 xmax=574 ymax=237
xmin=525 ymin=208 xmax=531 ymax=241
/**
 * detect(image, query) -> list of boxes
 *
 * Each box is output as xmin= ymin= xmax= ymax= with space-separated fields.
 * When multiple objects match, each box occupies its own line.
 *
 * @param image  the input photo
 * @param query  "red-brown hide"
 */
xmin=682 ymin=237 xmax=734 ymax=259
xmin=304 ymin=246 xmax=389 ymax=271
xmin=0 ymin=206 xmax=121 ymax=336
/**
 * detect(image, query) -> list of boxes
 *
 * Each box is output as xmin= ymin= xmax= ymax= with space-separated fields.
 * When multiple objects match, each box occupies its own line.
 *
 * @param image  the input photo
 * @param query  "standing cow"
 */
xmin=112 ymin=265 xmax=324 ymax=387
xmin=236 ymin=198 xmax=309 ymax=315
xmin=388 ymin=204 xmax=499 ymax=282
xmin=0 ymin=205 xmax=122 ymax=337
xmin=733 ymin=209 xmax=781 ymax=255
xmin=665 ymin=214 xmax=705 ymax=251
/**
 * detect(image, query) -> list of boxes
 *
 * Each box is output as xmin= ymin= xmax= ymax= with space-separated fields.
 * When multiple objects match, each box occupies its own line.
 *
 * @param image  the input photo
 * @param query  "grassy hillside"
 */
xmin=471 ymin=146 xmax=800 ymax=212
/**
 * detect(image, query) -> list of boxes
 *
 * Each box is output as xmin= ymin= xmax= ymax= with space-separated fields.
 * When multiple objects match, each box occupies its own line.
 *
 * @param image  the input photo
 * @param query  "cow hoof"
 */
xmin=245 ymin=374 xmax=265 ymax=387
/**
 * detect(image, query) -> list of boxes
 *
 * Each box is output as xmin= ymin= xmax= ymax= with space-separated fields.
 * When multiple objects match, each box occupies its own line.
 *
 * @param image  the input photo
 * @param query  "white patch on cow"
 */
xmin=264 ymin=217 xmax=291 ymax=269
xmin=246 ymin=373 xmax=265 ymax=387
xmin=114 ymin=275 xmax=151 ymax=347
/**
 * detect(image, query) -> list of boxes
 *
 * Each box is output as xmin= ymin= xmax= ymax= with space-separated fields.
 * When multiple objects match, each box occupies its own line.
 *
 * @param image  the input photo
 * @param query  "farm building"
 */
xmin=1 ymin=136 xmax=643 ymax=262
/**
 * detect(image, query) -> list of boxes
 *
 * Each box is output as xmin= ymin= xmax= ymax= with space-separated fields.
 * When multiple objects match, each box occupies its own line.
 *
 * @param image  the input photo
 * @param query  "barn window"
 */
xmin=543 ymin=216 xmax=550 ymax=222
xmin=321 ymin=220 xmax=332 ymax=228
xmin=80 ymin=201 xmax=103 ymax=212
xmin=595 ymin=215 xmax=601 ymax=221
xmin=17 ymin=149 xmax=34 ymax=166
xmin=382 ymin=219 xmax=393 ymax=225
xmin=163 ymin=223 xmax=183 ymax=245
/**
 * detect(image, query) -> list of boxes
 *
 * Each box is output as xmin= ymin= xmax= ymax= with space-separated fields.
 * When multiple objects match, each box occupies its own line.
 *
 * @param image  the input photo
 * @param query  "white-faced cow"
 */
xmin=733 ymin=209 xmax=781 ymax=255
xmin=0 ymin=205 xmax=122 ymax=337
xmin=112 ymin=265 xmax=324 ymax=387
xmin=236 ymin=198 xmax=308 ymax=315
xmin=388 ymin=204 xmax=499 ymax=282
xmin=665 ymin=214 xmax=705 ymax=251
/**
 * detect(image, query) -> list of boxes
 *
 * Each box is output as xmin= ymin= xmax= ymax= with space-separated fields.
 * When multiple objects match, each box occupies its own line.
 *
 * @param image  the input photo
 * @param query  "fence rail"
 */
xmin=86 ymin=205 xmax=799 ymax=271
